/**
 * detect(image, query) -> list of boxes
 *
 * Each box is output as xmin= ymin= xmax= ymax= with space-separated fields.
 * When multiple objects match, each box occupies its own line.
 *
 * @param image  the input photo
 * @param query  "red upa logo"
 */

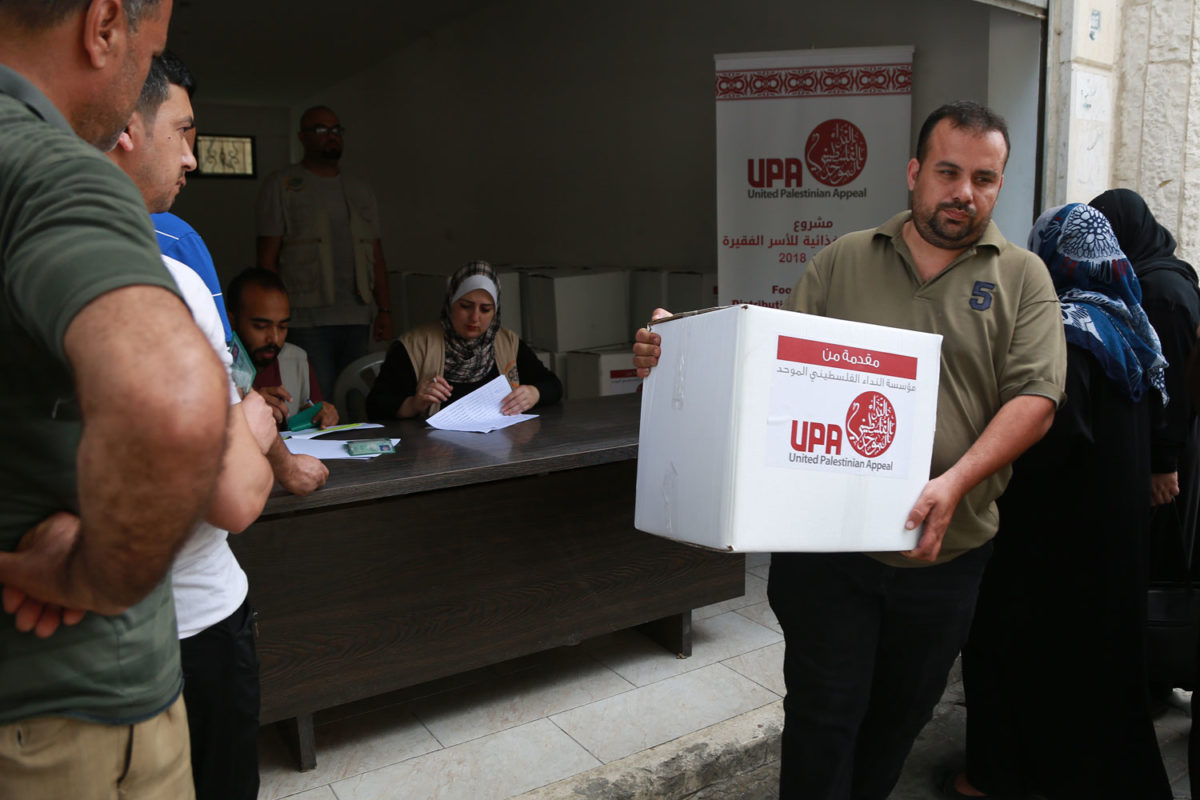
xmin=747 ymin=158 xmax=803 ymax=188
xmin=805 ymin=119 xmax=868 ymax=187
xmin=845 ymin=391 xmax=897 ymax=458
xmin=789 ymin=391 xmax=898 ymax=460
xmin=790 ymin=420 xmax=842 ymax=454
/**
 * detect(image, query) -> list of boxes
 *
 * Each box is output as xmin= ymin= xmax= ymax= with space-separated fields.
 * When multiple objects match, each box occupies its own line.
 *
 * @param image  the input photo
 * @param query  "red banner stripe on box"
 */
xmin=609 ymin=369 xmax=639 ymax=379
xmin=776 ymin=336 xmax=918 ymax=379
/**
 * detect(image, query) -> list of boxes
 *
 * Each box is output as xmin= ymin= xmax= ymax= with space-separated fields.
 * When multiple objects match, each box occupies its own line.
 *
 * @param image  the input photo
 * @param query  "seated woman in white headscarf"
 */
xmin=366 ymin=260 xmax=562 ymax=419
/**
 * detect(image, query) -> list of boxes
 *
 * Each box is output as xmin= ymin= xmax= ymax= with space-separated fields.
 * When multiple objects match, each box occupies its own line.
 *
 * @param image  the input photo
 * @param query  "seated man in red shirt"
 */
xmin=227 ymin=268 xmax=340 ymax=429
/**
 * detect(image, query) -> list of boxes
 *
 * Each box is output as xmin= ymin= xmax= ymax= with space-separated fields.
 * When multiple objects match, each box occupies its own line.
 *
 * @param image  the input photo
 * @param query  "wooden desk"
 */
xmin=230 ymin=394 xmax=745 ymax=770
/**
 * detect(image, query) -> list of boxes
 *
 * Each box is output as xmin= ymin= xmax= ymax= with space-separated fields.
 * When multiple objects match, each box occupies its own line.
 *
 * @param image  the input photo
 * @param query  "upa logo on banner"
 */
xmin=746 ymin=118 xmax=868 ymax=191
xmin=747 ymin=158 xmax=803 ymax=188
xmin=805 ymin=119 xmax=867 ymax=187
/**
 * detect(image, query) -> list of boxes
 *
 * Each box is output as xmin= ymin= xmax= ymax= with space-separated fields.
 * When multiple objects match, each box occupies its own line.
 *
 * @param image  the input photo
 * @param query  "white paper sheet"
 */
xmin=426 ymin=375 xmax=537 ymax=433
xmin=281 ymin=422 xmax=384 ymax=440
xmin=283 ymin=437 xmax=401 ymax=460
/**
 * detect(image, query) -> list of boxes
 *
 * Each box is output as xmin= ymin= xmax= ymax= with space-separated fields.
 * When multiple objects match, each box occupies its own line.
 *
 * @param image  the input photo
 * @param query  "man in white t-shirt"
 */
xmin=107 ymin=52 xmax=274 ymax=800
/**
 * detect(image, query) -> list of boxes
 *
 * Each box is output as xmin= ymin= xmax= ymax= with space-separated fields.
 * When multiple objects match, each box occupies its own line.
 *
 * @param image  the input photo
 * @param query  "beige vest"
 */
xmin=271 ymin=164 xmax=378 ymax=309
xmin=400 ymin=323 xmax=520 ymax=416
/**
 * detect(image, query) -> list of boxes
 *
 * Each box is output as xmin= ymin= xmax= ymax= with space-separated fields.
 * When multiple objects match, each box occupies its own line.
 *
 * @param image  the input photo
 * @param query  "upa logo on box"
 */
xmin=789 ymin=391 xmax=897 ymax=458
xmin=770 ymin=336 xmax=915 ymax=476
xmin=791 ymin=419 xmax=841 ymax=454
xmin=846 ymin=391 xmax=896 ymax=457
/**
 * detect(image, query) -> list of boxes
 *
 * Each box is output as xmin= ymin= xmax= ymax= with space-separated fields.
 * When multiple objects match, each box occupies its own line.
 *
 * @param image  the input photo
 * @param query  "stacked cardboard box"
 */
xmin=566 ymin=346 xmax=641 ymax=400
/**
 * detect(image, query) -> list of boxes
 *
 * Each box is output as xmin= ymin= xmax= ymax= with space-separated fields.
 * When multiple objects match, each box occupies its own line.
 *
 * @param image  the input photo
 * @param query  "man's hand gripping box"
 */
xmin=634 ymin=304 xmax=942 ymax=552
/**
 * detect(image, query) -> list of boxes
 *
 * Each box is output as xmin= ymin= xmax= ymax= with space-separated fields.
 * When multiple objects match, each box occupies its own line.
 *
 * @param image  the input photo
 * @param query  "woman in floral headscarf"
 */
xmin=949 ymin=205 xmax=1171 ymax=800
xmin=366 ymin=260 xmax=561 ymax=419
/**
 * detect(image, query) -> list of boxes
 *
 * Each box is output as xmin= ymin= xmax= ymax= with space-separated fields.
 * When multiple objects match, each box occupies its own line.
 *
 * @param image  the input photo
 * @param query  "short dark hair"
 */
xmin=0 ymin=0 xmax=164 ymax=31
xmin=136 ymin=50 xmax=195 ymax=119
xmin=299 ymin=105 xmax=336 ymax=130
xmin=226 ymin=268 xmax=288 ymax=317
xmin=915 ymin=101 xmax=1010 ymax=167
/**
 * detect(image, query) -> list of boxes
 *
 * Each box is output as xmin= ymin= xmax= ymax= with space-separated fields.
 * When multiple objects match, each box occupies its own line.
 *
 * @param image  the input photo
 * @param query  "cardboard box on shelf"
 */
xmin=531 ymin=347 xmax=553 ymax=373
xmin=530 ymin=347 xmax=569 ymax=397
xmin=524 ymin=267 xmax=629 ymax=352
xmin=635 ymin=304 xmax=941 ymax=553
xmin=567 ymin=346 xmax=641 ymax=400
xmin=510 ymin=265 xmax=556 ymax=339
xmin=495 ymin=269 xmax=522 ymax=337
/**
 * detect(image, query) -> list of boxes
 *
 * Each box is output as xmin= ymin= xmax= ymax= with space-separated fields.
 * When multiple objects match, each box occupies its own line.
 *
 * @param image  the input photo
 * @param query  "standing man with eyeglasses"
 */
xmin=255 ymin=105 xmax=393 ymax=399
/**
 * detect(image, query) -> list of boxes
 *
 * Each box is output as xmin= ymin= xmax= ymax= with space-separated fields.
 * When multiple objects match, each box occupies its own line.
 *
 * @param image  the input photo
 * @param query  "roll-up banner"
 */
xmin=715 ymin=46 xmax=914 ymax=307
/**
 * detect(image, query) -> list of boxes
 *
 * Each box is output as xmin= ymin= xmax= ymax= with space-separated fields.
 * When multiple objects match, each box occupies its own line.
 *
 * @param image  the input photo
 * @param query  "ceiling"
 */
xmin=166 ymin=0 xmax=496 ymax=106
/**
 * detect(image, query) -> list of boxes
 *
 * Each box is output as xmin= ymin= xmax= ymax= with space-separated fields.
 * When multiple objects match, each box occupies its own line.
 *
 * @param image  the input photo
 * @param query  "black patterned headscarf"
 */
xmin=1028 ymin=203 xmax=1167 ymax=403
xmin=441 ymin=260 xmax=502 ymax=383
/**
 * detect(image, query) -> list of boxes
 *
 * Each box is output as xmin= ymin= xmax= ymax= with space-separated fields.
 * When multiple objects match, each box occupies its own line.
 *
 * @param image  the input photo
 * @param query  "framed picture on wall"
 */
xmin=194 ymin=134 xmax=256 ymax=178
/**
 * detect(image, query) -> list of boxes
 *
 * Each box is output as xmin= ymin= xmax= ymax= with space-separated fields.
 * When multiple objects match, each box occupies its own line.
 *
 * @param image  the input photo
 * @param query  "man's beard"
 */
xmin=912 ymin=200 xmax=986 ymax=250
xmin=321 ymin=144 xmax=343 ymax=160
xmin=252 ymin=345 xmax=280 ymax=367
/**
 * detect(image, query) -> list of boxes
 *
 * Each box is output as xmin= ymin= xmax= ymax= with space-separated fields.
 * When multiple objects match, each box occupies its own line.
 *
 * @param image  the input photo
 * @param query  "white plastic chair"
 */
xmin=333 ymin=352 xmax=385 ymax=422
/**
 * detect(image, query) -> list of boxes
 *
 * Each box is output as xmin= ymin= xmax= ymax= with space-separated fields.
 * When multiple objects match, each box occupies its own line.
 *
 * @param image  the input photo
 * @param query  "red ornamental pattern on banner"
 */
xmin=714 ymin=63 xmax=912 ymax=101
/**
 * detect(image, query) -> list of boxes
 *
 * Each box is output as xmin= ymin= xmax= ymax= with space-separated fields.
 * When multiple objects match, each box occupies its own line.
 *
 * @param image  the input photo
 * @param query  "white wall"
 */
xmin=988 ymin=8 xmax=1043 ymax=241
xmin=1110 ymin=0 xmax=1200 ymax=262
xmin=174 ymin=0 xmax=1043 ymax=285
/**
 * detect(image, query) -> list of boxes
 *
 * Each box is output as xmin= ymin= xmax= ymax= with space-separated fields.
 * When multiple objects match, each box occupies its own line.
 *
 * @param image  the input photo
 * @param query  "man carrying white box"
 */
xmin=634 ymin=102 xmax=1066 ymax=800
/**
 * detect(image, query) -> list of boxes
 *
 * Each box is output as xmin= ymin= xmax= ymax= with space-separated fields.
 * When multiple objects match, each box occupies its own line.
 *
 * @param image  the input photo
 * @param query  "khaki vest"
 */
xmin=400 ymin=323 xmax=520 ymax=416
xmin=270 ymin=164 xmax=377 ymax=309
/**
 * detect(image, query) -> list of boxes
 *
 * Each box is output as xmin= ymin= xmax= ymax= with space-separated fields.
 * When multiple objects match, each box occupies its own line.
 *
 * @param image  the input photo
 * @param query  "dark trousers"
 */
xmin=180 ymin=598 xmax=261 ymax=800
xmin=287 ymin=324 xmax=370 ymax=400
xmin=768 ymin=546 xmax=991 ymax=800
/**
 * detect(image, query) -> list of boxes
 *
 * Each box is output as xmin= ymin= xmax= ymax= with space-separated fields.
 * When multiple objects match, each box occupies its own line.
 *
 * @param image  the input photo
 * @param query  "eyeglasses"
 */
xmin=302 ymin=125 xmax=344 ymax=136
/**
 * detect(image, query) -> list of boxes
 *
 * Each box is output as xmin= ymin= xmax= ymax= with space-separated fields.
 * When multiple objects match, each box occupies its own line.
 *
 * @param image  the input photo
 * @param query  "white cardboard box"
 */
xmin=524 ymin=267 xmax=629 ymax=352
xmin=495 ymin=268 xmax=522 ymax=336
xmin=513 ymin=265 xmax=556 ymax=340
xmin=635 ymin=305 xmax=942 ymax=552
xmin=531 ymin=348 xmax=569 ymax=397
xmin=567 ymin=346 xmax=642 ymax=400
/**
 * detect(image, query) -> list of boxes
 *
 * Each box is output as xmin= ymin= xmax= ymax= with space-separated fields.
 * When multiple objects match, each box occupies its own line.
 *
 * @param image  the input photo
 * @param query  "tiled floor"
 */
xmin=257 ymin=553 xmax=1194 ymax=800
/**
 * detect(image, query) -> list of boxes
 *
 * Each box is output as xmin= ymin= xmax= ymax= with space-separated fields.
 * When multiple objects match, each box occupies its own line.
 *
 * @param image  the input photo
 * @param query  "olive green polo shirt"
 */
xmin=0 ymin=63 xmax=185 ymax=724
xmin=786 ymin=211 xmax=1067 ymax=566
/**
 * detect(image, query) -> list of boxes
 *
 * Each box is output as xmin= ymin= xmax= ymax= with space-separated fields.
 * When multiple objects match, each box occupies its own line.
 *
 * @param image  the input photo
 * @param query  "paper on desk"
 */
xmin=426 ymin=374 xmax=537 ymax=433
xmin=283 ymin=437 xmax=401 ymax=460
xmin=281 ymin=422 xmax=384 ymax=439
